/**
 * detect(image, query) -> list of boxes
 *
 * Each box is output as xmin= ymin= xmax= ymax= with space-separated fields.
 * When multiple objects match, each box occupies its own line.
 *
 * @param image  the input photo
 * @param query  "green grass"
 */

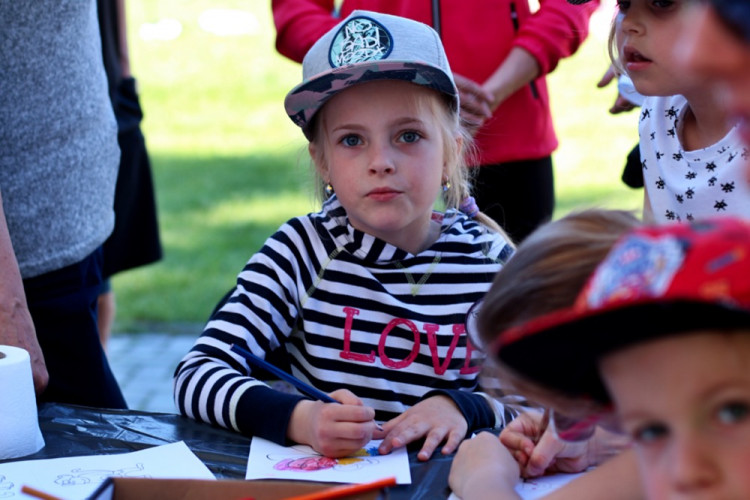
xmin=112 ymin=1 xmax=641 ymax=333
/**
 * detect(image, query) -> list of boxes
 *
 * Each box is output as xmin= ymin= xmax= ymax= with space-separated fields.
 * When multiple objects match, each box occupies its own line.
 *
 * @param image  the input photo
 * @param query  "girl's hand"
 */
xmin=448 ymin=432 xmax=520 ymax=500
xmin=500 ymin=412 xmax=629 ymax=478
xmin=377 ymin=394 xmax=467 ymax=461
xmin=287 ymin=389 xmax=378 ymax=457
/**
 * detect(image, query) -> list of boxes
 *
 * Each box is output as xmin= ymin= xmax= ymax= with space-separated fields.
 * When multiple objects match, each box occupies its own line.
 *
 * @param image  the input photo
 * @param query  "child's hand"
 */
xmin=498 ymin=411 xmax=546 ymax=471
xmin=287 ymin=389 xmax=377 ymax=457
xmin=500 ymin=412 xmax=626 ymax=478
xmin=377 ymin=394 xmax=467 ymax=461
xmin=448 ymin=432 xmax=520 ymax=500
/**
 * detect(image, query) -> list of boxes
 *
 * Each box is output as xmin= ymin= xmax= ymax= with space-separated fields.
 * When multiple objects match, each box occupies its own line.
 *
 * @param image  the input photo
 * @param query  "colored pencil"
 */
xmin=230 ymin=343 xmax=338 ymax=403
xmin=20 ymin=485 xmax=63 ymax=500
xmin=230 ymin=344 xmax=383 ymax=431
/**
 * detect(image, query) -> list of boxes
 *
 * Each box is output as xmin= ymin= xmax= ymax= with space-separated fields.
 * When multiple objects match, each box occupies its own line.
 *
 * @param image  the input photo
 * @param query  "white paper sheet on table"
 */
xmin=245 ymin=437 xmax=411 ymax=485
xmin=448 ymin=470 xmax=586 ymax=500
xmin=0 ymin=441 xmax=214 ymax=499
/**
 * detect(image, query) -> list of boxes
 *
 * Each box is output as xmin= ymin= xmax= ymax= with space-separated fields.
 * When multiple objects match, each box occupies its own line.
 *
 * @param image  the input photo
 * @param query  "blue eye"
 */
xmin=341 ymin=134 xmax=362 ymax=147
xmin=633 ymin=422 xmax=668 ymax=444
xmin=399 ymin=131 xmax=421 ymax=143
xmin=718 ymin=402 xmax=750 ymax=425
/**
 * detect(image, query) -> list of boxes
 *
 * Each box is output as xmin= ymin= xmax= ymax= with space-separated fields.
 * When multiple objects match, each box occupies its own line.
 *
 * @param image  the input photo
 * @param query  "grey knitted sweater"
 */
xmin=0 ymin=0 xmax=119 ymax=278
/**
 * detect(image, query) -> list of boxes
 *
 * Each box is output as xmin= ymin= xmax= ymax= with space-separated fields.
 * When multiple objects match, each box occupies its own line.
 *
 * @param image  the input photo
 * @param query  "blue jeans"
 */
xmin=24 ymin=246 xmax=127 ymax=409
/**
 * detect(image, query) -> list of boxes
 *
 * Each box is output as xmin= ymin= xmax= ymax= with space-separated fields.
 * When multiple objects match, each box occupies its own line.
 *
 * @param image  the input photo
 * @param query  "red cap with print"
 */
xmin=492 ymin=216 xmax=750 ymax=404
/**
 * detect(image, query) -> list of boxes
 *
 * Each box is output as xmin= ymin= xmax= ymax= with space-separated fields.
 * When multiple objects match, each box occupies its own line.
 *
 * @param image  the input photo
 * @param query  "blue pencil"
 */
xmin=230 ymin=343 xmax=338 ymax=403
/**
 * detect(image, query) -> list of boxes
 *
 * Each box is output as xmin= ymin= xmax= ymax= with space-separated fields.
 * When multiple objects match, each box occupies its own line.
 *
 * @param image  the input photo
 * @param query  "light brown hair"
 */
xmin=476 ymin=209 xmax=641 ymax=412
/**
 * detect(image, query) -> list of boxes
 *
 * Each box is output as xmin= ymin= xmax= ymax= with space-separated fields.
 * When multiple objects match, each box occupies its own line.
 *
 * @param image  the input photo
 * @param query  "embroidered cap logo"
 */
xmin=330 ymin=17 xmax=393 ymax=68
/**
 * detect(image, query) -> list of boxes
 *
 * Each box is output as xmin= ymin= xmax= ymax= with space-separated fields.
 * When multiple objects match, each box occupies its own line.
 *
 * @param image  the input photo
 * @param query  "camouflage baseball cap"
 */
xmin=284 ymin=10 xmax=458 ymax=139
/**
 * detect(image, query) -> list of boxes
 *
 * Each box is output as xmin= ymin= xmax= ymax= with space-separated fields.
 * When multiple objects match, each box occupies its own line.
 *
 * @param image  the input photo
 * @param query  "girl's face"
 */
xmin=311 ymin=80 xmax=456 ymax=254
xmin=615 ymin=0 xmax=691 ymax=97
xmin=601 ymin=331 xmax=750 ymax=499
xmin=676 ymin=2 xmax=750 ymax=148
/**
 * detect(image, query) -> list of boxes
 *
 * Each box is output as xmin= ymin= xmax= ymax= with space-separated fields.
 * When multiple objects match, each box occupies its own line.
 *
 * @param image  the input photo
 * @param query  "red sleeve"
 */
xmin=513 ymin=0 xmax=601 ymax=75
xmin=272 ymin=0 xmax=341 ymax=63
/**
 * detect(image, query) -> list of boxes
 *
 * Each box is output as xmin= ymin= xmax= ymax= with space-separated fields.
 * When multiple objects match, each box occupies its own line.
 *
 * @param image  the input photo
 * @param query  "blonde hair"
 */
xmin=307 ymin=83 xmax=511 ymax=240
xmin=608 ymin=14 xmax=626 ymax=76
xmin=475 ymin=209 xmax=641 ymax=409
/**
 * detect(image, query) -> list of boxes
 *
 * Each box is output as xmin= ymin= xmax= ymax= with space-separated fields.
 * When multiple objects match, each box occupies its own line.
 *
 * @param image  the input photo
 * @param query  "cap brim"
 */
xmin=494 ymin=299 xmax=750 ymax=404
xmin=284 ymin=60 xmax=457 ymax=136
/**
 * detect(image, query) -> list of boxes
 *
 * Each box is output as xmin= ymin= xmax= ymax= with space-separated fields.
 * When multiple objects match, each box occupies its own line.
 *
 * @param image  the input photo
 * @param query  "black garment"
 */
xmin=97 ymin=0 xmax=162 ymax=279
xmin=26 ymin=247 xmax=127 ymax=409
xmin=472 ymin=157 xmax=555 ymax=243
xmin=621 ymin=142 xmax=644 ymax=189
xmin=103 ymin=78 xmax=162 ymax=277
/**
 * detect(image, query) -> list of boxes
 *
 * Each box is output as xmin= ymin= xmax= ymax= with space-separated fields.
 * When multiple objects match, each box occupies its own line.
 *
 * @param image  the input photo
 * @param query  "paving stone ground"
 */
xmin=107 ymin=332 xmax=197 ymax=413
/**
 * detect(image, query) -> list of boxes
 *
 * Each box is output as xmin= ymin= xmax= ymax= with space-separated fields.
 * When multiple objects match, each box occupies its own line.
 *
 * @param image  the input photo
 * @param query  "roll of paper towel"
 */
xmin=0 ymin=345 xmax=45 ymax=459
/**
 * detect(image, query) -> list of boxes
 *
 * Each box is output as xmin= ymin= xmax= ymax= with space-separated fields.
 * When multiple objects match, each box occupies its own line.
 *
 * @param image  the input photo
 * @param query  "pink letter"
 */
xmin=378 ymin=319 xmax=420 ymax=369
xmin=340 ymin=307 xmax=375 ymax=363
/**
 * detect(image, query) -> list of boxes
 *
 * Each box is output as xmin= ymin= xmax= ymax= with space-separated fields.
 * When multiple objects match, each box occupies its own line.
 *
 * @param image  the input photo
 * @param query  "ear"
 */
xmin=309 ymin=142 xmax=329 ymax=180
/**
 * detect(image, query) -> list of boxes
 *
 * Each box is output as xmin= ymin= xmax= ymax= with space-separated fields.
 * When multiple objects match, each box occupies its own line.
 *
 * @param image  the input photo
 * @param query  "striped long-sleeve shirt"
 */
xmin=174 ymin=196 xmax=515 ymax=444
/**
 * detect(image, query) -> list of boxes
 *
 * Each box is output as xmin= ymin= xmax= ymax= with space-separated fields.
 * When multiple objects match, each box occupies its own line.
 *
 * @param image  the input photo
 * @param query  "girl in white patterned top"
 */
xmin=610 ymin=0 xmax=750 ymax=223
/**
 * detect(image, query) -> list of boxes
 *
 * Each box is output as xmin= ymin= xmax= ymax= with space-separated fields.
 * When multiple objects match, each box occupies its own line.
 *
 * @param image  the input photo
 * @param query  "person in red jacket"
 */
xmin=273 ymin=0 xmax=599 ymax=242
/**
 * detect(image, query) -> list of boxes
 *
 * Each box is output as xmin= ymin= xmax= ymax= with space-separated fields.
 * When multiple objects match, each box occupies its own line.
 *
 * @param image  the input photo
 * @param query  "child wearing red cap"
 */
xmin=491 ymin=216 xmax=750 ymax=499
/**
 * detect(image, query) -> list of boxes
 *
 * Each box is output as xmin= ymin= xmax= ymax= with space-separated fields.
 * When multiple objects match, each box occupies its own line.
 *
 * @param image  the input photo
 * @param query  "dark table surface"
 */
xmin=6 ymin=403 xmax=454 ymax=499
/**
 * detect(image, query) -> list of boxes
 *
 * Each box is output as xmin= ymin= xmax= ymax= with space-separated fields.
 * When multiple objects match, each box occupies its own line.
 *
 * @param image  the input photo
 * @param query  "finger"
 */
xmin=329 ymin=388 xmax=363 ymax=406
xmin=459 ymin=94 xmax=492 ymax=121
xmin=318 ymin=436 xmax=372 ymax=458
xmin=417 ymin=430 xmax=444 ymax=461
xmin=596 ymin=66 xmax=616 ymax=88
xmin=454 ymin=73 xmax=492 ymax=100
xmin=524 ymin=431 xmax=562 ymax=477
xmin=328 ymin=403 xmax=376 ymax=427
xmin=460 ymin=113 xmax=487 ymax=132
xmin=512 ymin=448 xmax=530 ymax=469
xmin=378 ymin=421 xmax=424 ymax=455
xmin=500 ymin=429 xmax=535 ymax=457
xmin=372 ymin=422 xmax=387 ymax=440
xmin=439 ymin=429 xmax=465 ymax=456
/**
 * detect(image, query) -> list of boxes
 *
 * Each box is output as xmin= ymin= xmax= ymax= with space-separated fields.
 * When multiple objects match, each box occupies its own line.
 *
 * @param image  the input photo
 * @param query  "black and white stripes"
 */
xmin=174 ymin=196 xmax=515 ymax=444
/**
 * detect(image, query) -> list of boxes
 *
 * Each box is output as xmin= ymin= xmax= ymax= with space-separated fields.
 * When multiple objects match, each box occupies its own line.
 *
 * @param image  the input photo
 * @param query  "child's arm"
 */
xmin=173 ymin=220 xmax=376 ymax=455
xmin=272 ymin=0 xmax=339 ymax=63
xmin=448 ymin=432 xmax=521 ymax=500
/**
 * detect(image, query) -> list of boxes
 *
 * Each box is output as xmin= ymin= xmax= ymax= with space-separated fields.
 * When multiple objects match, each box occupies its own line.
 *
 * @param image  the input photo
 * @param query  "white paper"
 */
xmin=448 ymin=471 xmax=586 ymax=500
xmin=514 ymin=472 xmax=586 ymax=499
xmin=0 ymin=441 xmax=214 ymax=499
xmin=245 ymin=437 xmax=411 ymax=485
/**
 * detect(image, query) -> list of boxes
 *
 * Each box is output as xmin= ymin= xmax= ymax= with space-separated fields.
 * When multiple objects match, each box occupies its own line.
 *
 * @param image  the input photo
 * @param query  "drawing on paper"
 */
xmin=269 ymin=444 xmax=380 ymax=472
xmin=0 ymin=475 xmax=14 ymax=498
xmin=54 ymin=463 xmax=149 ymax=486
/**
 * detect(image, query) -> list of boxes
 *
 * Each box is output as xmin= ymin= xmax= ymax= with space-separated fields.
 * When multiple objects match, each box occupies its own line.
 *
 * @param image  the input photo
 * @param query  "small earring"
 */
xmin=442 ymin=180 xmax=451 ymax=192
xmin=325 ymin=182 xmax=334 ymax=197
